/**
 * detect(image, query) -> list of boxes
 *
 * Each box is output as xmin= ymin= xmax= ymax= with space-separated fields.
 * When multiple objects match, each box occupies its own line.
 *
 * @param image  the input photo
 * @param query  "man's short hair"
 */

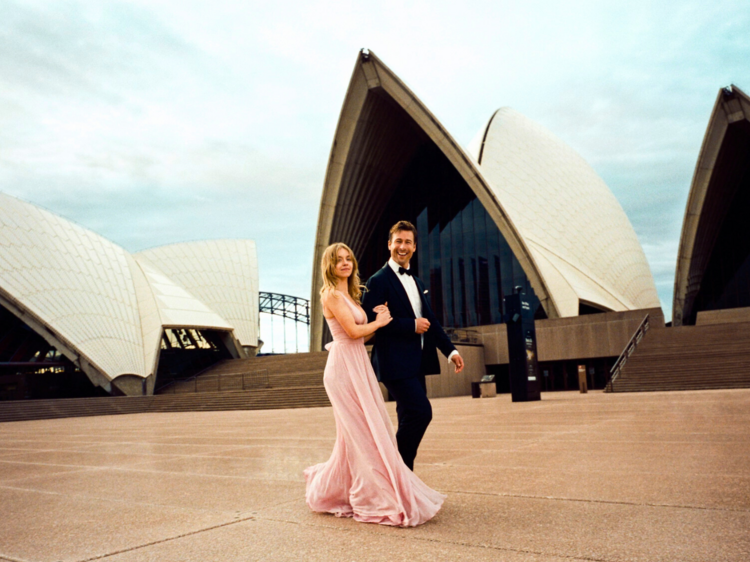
xmin=389 ymin=220 xmax=417 ymax=243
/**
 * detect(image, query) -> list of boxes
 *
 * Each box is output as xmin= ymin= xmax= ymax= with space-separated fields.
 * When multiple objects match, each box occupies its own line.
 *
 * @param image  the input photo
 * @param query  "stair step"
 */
xmin=0 ymin=383 xmax=331 ymax=422
xmin=156 ymin=352 xmax=330 ymax=396
xmin=608 ymin=321 xmax=750 ymax=393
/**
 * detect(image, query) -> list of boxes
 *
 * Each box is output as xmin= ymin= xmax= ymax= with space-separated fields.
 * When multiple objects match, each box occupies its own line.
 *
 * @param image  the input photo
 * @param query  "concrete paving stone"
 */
xmin=425 ymin=445 xmax=750 ymax=476
xmin=0 ymin=440 xmax=253 ymax=460
xmin=266 ymin=493 xmax=750 ymax=562
xmin=478 ymin=432 xmax=750 ymax=444
xmin=144 ymin=435 xmax=336 ymax=448
xmin=208 ymin=444 xmax=335 ymax=459
xmin=5 ymin=465 xmax=304 ymax=513
xmin=503 ymin=438 xmax=750 ymax=455
xmin=422 ymin=437 xmax=534 ymax=453
xmin=409 ymin=446 xmax=495 ymax=465
xmin=66 ymin=441 xmax=261 ymax=457
xmin=0 ymin=486 xmax=233 ymax=562
xmin=124 ymin=448 xmax=329 ymax=481
xmin=101 ymin=517 xmax=577 ymax=562
xmin=1 ymin=390 xmax=749 ymax=561
xmin=427 ymin=429 xmax=567 ymax=441
xmin=0 ymin=459 xmax=94 ymax=484
xmin=0 ymin=448 xmax=34 ymax=460
xmin=0 ymin=438 xmax=106 ymax=451
xmin=417 ymin=462 xmax=750 ymax=511
xmin=0 ymin=449 xmax=189 ymax=469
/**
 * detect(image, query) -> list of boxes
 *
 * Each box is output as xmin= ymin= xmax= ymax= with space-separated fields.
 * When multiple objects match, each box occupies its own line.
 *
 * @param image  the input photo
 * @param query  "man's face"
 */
xmin=388 ymin=230 xmax=416 ymax=268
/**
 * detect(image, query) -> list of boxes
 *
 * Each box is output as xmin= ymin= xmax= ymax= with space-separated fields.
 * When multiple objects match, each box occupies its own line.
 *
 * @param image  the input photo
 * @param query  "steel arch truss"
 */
xmin=259 ymin=293 xmax=310 ymax=325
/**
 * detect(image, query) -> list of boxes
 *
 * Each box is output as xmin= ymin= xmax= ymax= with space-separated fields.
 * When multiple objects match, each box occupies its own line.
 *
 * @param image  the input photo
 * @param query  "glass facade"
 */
xmin=359 ymin=143 xmax=542 ymax=329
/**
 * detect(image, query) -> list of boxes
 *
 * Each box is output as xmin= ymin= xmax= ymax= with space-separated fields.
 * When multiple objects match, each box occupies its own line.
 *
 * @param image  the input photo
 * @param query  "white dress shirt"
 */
xmin=388 ymin=258 xmax=459 ymax=362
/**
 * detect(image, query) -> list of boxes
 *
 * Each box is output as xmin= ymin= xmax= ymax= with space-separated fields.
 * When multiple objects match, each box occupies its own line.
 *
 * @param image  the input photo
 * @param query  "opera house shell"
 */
xmin=311 ymin=50 xmax=659 ymax=350
xmin=673 ymin=85 xmax=750 ymax=326
xmin=0 ymin=192 xmax=259 ymax=396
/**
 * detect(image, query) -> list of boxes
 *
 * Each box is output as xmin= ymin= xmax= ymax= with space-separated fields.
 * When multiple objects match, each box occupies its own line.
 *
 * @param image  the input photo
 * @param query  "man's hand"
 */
xmin=415 ymin=318 xmax=430 ymax=334
xmin=451 ymin=354 xmax=464 ymax=373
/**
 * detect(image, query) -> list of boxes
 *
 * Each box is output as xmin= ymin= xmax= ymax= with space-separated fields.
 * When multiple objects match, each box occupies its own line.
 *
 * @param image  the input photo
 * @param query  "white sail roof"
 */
xmin=135 ymin=240 xmax=259 ymax=347
xmin=0 ymin=193 xmax=147 ymax=384
xmin=0 ymin=193 xmax=258 ymax=393
xmin=468 ymin=108 xmax=660 ymax=316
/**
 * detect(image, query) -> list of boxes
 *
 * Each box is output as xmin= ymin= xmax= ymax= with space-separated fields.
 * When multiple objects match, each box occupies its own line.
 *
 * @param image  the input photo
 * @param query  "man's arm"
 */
xmin=364 ymin=275 xmax=419 ymax=338
xmin=425 ymin=307 xmax=457 ymax=358
xmin=417 ymin=280 xmax=458 ymax=358
xmin=424 ymin=307 xmax=464 ymax=372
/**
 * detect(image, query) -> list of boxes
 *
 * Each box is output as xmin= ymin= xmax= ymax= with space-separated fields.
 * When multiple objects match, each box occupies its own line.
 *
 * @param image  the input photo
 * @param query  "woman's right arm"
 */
xmin=323 ymin=293 xmax=391 ymax=339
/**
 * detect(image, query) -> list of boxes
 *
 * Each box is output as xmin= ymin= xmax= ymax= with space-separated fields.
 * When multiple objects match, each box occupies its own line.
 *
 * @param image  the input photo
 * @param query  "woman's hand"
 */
xmin=373 ymin=302 xmax=391 ymax=327
xmin=375 ymin=308 xmax=392 ymax=327
xmin=372 ymin=302 xmax=389 ymax=315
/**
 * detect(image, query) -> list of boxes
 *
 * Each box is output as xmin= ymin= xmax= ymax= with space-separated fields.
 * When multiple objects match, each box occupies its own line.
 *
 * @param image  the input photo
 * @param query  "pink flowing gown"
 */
xmin=304 ymin=296 xmax=446 ymax=526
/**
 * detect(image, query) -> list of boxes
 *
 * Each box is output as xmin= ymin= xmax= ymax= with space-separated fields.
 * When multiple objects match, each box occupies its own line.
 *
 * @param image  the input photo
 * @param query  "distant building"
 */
xmin=0 ymin=192 xmax=259 ymax=398
xmin=673 ymin=85 xmax=750 ymax=326
xmin=310 ymin=51 xmax=661 ymax=391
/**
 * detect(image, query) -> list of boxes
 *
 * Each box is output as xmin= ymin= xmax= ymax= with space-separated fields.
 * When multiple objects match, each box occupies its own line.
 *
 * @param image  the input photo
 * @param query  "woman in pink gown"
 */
xmin=304 ymin=243 xmax=446 ymax=527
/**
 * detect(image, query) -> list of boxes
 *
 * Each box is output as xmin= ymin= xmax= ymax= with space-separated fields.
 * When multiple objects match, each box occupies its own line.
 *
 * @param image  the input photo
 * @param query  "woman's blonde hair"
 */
xmin=320 ymin=243 xmax=363 ymax=303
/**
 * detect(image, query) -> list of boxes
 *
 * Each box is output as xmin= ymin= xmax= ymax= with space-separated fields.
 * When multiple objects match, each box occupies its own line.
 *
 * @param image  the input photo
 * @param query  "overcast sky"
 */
xmin=2 ymin=0 xmax=749 ymax=348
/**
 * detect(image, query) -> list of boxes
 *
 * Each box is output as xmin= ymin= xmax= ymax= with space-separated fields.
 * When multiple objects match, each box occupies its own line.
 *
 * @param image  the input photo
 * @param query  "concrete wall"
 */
xmin=696 ymin=307 xmax=750 ymax=326
xmin=475 ymin=308 xmax=665 ymax=365
xmin=425 ymin=344 xmax=486 ymax=399
xmin=376 ymin=309 xmax=664 ymax=399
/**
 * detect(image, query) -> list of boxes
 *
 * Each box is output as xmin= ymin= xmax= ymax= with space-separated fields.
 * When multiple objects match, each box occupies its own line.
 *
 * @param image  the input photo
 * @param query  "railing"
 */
xmin=606 ymin=314 xmax=650 ymax=392
xmin=445 ymin=328 xmax=482 ymax=345
xmin=159 ymin=369 xmax=270 ymax=394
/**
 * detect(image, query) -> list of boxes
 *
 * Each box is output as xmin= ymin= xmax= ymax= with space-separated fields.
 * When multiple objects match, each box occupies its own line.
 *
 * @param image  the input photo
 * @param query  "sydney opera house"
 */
xmin=311 ymin=50 xmax=663 ymax=391
xmin=0 ymin=192 xmax=259 ymax=399
xmin=2 ymin=49 xmax=748 ymax=405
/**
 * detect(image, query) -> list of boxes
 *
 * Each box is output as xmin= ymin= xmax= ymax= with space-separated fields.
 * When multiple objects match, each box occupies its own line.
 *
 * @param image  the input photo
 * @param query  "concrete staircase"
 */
xmin=607 ymin=322 xmax=750 ymax=392
xmin=0 ymin=352 xmax=330 ymax=422
xmin=158 ymin=351 xmax=329 ymax=394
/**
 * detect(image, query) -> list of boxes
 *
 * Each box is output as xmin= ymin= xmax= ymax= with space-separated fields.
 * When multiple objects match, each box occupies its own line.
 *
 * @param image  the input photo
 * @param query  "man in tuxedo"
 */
xmin=363 ymin=220 xmax=464 ymax=471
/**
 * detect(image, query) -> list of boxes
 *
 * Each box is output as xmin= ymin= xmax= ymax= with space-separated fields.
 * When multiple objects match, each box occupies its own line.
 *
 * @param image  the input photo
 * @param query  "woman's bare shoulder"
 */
xmin=321 ymin=290 xmax=343 ymax=305
xmin=321 ymin=290 xmax=343 ymax=318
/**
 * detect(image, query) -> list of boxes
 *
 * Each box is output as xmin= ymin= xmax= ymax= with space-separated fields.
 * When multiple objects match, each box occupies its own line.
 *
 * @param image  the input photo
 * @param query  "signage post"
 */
xmin=504 ymin=291 xmax=541 ymax=402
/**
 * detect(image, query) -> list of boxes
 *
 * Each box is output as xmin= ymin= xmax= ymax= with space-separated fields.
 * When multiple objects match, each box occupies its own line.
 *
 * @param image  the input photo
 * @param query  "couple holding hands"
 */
xmin=304 ymin=220 xmax=465 ymax=527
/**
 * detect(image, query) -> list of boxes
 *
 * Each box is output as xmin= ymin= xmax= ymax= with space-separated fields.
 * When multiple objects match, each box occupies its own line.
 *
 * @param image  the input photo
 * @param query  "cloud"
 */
xmin=1 ymin=0 xmax=749 ymax=318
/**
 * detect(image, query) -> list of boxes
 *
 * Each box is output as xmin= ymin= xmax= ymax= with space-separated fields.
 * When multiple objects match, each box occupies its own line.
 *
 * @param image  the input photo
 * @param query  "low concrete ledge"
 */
xmin=475 ymin=307 xmax=665 ymax=365
xmin=696 ymin=307 xmax=750 ymax=325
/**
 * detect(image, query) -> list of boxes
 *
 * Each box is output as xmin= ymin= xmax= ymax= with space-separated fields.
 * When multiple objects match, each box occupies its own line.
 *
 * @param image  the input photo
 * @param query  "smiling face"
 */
xmin=334 ymin=247 xmax=354 ymax=280
xmin=388 ymin=229 xmax=416 ymax=268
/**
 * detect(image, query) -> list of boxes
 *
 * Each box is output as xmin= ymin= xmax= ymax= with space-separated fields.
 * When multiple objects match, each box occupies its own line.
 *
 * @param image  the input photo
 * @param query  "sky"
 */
xmin=1 ymin=0 xmax=749 ymax=350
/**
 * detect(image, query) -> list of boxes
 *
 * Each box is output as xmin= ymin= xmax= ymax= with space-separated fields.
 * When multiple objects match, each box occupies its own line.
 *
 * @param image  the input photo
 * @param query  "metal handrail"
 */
xmin=606 ymin=314 xmax=650 ymax=392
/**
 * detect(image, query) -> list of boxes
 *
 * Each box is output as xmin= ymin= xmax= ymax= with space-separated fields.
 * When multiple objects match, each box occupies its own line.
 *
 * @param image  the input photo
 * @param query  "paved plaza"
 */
xmin=1 ymin=389 xmax=749 ymax=562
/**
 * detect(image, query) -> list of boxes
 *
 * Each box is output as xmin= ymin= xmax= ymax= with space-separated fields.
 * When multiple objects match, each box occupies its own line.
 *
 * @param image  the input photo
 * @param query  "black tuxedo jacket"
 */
xmin=362 ymin=263 xmax=456 ymax=383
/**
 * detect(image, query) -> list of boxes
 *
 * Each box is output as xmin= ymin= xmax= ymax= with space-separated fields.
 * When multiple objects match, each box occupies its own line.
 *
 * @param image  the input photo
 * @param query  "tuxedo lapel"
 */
xmin=383 ymin=264 xmax=415 ymax=318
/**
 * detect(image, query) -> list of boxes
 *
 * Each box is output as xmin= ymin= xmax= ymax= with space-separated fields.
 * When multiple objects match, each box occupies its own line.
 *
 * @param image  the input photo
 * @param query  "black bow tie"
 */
xmin=398 ymin=267 xmax=412 ymax=276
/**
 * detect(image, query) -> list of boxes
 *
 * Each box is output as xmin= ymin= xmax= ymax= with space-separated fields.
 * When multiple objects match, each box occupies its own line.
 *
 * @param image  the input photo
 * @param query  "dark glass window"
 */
xmin=428 ymin=221 xmax=443 ymax=321
xmin=472 ymin=201 xmax=490 ymax=324
xmin=359 ymin=142 xmax=540 ymax=328
xmin=462 ymin=203 xmax=478 ymax=326
xmin=498 ymin=230 xmax=515 ymax=316
xmin=440 ymin=222 xmax=455 ymax=327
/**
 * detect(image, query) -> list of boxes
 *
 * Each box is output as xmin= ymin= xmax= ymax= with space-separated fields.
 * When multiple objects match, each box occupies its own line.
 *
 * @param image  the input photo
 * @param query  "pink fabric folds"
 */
xmin=304 ymin=297 xmax=445 ymax=527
